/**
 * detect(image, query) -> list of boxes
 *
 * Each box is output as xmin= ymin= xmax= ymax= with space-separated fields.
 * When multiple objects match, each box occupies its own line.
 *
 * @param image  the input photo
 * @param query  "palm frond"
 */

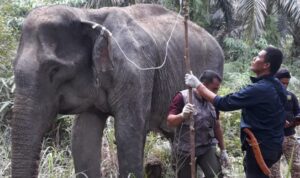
xmin=216 ymin=0 xmax=233 ymax=29
xmin=238 ymin=0 xmax=267 ymax=39
xmin=278 ymin=0 xmax=300 ymax=26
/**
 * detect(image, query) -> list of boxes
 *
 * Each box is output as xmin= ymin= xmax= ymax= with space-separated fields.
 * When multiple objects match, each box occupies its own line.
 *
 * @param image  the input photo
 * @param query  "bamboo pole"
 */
xmin=183 ymin=0 xmax=196 ymax=178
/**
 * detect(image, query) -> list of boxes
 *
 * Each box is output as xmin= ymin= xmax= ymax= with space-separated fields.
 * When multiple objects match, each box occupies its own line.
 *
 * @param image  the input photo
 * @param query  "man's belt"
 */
xmin=243 ymin=128 xmax=271 ymax=176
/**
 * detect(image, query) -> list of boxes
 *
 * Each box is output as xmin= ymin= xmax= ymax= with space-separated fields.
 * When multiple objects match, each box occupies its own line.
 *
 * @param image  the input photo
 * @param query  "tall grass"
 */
xmin=0 ymin=115 xmax=241 ymax=178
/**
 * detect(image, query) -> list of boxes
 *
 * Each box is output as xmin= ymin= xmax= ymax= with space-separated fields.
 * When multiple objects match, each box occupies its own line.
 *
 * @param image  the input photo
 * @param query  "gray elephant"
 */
xmin=12 ymin=4 xmax=224 ymax=178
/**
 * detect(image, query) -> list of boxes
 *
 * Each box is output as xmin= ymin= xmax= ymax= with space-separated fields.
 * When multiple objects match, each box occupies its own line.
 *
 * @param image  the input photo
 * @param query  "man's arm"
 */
xmin=196 ymin=83 xmax=217 ymax=103
xmin=167 ymin=104 xmax=194 ymax=127
xmin=285 ymin=93 xmax=300 ymax=127
xmin=292 ymin=93 xmax=300 ymax=115
xmin=291 ymin=93 xmax=300 ymax=126
xmin=214 ymin=117 xmax=229 ymax=166
xmin=185 ymin=73 xmax=259 ymax=111
xmin=167 ymin=114 xmax=185 ymax=127
xmin=167 ymin=93 xmax=193 ymax=127
xmin=214 ymin=120 xmax=225 ymax=150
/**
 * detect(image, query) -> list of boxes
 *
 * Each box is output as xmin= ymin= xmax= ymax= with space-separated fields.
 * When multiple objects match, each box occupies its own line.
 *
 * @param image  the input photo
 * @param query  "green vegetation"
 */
xmin=0 ymin=0 xmax=299 ymax=177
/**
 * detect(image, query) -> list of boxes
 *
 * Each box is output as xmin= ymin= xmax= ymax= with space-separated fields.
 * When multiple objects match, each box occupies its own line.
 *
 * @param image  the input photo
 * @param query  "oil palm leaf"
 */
xmin=215 ymin=0 xmax=233 ymax=28
xmin=278 ymin=0 xmax=300 ymax=26
xmin=238 ymin=0 xmax=267 ymax=38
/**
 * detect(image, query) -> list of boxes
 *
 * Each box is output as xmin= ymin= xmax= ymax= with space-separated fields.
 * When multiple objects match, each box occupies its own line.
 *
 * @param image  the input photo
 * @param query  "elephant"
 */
xmin=12 ymin=4 xmax=224 ymax=178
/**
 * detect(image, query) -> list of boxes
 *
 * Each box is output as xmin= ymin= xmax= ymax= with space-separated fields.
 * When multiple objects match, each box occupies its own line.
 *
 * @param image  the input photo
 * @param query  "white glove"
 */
xmin=179 ymin=103 xmax=194 ymax=120
xmin=185 ymin=73 xmax=202 ymax=88
xmin=220 ymin=149 xmax=229 ymax=167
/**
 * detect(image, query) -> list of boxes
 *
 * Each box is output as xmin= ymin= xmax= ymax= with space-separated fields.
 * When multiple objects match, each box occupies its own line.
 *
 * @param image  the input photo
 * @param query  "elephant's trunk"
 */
xmin=12 ymin=93 xmax=52 ymax=178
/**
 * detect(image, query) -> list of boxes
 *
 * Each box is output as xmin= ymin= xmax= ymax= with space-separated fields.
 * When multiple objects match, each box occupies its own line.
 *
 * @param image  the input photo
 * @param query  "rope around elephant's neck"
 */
xmin=91 ymin=7 xmax=182 ymax=71
xmin=112 ymin=9 xmax=181 ymax=71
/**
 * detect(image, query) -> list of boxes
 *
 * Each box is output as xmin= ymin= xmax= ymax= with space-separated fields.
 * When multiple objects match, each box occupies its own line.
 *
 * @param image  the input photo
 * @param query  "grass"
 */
xmin=0 ymin=116 xmax=247 ymax=178
xmin=0 ymin=123 xmax=11 ymax=177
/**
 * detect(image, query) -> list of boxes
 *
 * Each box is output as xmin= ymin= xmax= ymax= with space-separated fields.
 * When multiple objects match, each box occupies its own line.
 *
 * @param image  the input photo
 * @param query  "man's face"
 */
xmin=205 ymin=78 xmax=221 ymax=94
xmin=279 ymin=78 xmax=290 ymax=88
xmin=250 ymin=50 xmax=270 ymax=75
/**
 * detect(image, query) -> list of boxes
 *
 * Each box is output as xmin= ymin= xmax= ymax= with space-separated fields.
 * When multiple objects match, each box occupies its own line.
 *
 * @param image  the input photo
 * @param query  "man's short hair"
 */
xmin=275 ymin=68 xmax=291 ymax=79
xmin=264 ymin=46 xmax=283 ymax=75
xmin=199 ymin=70 xmax=222 ymax=84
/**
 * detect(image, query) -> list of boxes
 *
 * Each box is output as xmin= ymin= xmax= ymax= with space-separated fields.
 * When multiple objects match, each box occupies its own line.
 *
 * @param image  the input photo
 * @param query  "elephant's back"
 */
xmin=122 ymin=4 xmax=209 ymax=39
xmin=122 ymin=4 xmax=173 ymax=19
xmin=122 ymin=4 xmax=224 ymax=75
xmin=95 ymin=4 xmax=224 ymax=89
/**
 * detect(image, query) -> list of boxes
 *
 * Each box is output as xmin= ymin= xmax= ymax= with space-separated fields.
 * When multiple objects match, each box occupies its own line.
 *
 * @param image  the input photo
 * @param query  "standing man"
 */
xmin=270 ymin=68 xmax=300 ymax=178
xmin=185 ymin=46 xmax=286 ymax=178
xmin=167 ymin=70 xmax=228 ymax=178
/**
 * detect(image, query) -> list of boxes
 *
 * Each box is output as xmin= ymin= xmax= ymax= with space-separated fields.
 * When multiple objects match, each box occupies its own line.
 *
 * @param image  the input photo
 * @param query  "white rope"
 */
xmin=104 ymin=7 xmax=182 ymax=71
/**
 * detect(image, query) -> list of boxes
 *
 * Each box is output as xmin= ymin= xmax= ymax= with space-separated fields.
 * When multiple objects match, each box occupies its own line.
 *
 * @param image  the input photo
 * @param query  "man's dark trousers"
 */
xmin=176 ymin=147 xmax=222 ymax=178
xmin=244 ymin=146 xmax=282 ymax=178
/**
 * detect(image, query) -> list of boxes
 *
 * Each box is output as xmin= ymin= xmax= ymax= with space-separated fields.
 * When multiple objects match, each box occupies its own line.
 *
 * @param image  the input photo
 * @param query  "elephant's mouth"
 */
xmin=58 ymin=95 xmax=81 ymax=114
xmin=58 ymin=95 xmax=95 ymax=114
xmin=58 ymin=102 xmax=82 ymax=114
xmin=58 ymin=107 xmax=78 ymax=114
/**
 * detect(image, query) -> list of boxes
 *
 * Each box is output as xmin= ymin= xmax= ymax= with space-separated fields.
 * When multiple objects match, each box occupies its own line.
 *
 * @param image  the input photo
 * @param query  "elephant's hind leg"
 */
xmin=71 ymin=112 xmax=107 ymax=178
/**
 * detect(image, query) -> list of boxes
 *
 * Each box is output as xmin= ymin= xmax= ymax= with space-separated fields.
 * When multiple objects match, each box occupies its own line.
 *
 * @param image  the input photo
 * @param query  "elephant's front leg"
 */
xmin=71 ymin=112 xmax=107 ymax=178
xmin=115 ymin=113 xmax=147 ymax=178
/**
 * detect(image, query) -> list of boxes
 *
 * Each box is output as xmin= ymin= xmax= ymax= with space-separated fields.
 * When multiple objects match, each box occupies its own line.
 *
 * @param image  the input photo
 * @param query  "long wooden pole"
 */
xmin=183 ymin=0 xmax=196 ymax=178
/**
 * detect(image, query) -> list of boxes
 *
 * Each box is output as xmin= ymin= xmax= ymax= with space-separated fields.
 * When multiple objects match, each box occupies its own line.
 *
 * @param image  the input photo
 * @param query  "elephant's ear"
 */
xmin=92 ymin=34 xmax=114 ymax=72
xmin=80 ymin=20 xmax=114 ymax=72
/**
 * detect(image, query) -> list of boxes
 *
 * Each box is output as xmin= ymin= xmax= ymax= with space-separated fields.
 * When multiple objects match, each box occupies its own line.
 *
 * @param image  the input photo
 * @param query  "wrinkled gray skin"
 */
xmin=12 ymin=4 xmax=224 ymax=178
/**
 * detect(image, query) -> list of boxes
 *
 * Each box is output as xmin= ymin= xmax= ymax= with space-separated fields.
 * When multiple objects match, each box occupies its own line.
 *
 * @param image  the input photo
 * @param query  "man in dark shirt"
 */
xmin=167 ymin=70 xmax=227 ymax=178
xmin=185 ymin=46 xmax=286 ymax=178
xmin=270 ymin=68 xmax=300 ymax=178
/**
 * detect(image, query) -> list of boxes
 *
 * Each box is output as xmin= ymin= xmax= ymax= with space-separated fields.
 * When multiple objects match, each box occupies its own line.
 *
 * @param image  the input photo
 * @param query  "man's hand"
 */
xmin=185 ymin=73 xmax=202 ymax=88
xmin=179 ymin=103 xmax=194 ymax=120
xmin=294 ymin=114 xmax=300 ymax=126
xmin=220 ymin=149 xmax=229 ymax=167
xmin=294 ymin=120 xmax=300 ymax=126
xmin=284 ymin=120 xmax=293 ymax=128
xmin=285 ymin=115 xmax=300 ymax=128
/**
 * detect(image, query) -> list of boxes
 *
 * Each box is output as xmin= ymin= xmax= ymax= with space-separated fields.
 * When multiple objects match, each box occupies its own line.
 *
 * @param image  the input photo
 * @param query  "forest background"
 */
xmin=1 ymin=0 xmax=300 ymax=177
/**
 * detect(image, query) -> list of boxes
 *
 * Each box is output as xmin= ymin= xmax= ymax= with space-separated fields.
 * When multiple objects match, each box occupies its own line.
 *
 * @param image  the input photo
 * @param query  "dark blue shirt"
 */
xmin=213 ymin=75 xmax=286 ymax=152
xmin=284 ymin=91 xmax=300 ymax=136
